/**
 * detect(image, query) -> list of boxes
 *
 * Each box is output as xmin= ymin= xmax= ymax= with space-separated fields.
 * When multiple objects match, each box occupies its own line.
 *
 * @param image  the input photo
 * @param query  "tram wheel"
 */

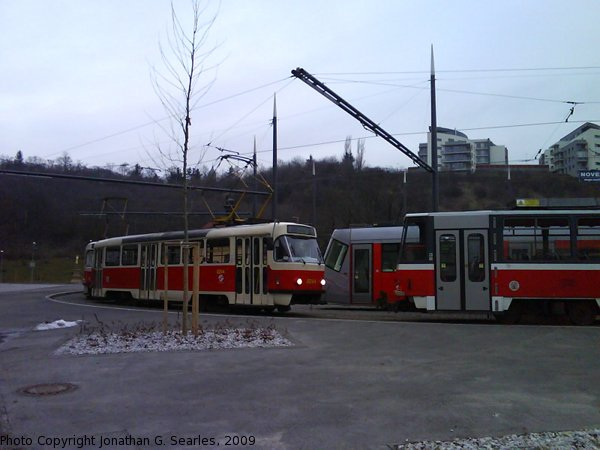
xmin=567 ymin=301 xmax=596 ymax=326
xmin=494 ymin=300 xmax=522 ymax=325
xmin=276 ymin=305 xmax=291 ymax=313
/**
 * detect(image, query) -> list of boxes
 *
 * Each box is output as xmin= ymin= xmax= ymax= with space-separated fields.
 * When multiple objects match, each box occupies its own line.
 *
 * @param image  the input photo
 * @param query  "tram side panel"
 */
xmin=394 ymin=264 xmax=435 ymax=310
xmin=323 ymin=229 xmax=409 ymax=306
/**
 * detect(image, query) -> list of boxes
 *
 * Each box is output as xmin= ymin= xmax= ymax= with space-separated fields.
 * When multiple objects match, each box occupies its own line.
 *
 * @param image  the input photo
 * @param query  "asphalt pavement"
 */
xmin=1 ymin=284 xmax=599 ymax=449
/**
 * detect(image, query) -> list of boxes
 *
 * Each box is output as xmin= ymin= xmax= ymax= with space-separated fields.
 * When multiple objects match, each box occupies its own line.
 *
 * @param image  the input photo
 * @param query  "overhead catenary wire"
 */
xmin=200 ymin=119 xmax=600 ymax=166
xmin=315 ymin=65 xmax=600 ymax=76
xmin=41 ymin=76 xmax=292 ymax=159
xmin=317 ymin=76 xmax=598 ymax=105
xmin=26 ymin=63 xmax=600 ymax=171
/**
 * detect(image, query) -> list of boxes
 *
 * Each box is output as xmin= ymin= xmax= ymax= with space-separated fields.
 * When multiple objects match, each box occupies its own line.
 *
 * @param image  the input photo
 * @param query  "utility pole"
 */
xmin=430 ymin=45 xmax=439 ymax=212
xmin=30 ymin=241 xmax=37 ymax=283
xmin=272 ymin=94 xmax=278 ymax=221
xmin=253 ymin=136 xmax=257 ymax=218
xmin=402 ymin=169 xmax=408 ymax=217
xmin=308 ymin=155 xmax=316 ymax=225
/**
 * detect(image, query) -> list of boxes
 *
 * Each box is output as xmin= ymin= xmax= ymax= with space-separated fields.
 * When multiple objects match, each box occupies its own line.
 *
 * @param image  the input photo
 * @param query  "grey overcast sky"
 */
xmin=1 ymin=0 xmax=599 ymax=173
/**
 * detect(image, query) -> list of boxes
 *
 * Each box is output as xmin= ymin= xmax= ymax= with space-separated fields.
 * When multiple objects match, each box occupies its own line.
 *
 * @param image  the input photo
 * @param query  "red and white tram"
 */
xmin=323 ymin=226 xmax=407 ymax=308
xmin=394 ymin=210 xmax=600 ymax=325
xmin=83 ymin=222 xmax=326 ymax=311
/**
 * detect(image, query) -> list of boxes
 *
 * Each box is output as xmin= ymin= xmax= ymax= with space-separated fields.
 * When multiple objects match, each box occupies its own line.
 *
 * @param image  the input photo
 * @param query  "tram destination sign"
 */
xmin=578 ymin=170 xmax=600 ymax=182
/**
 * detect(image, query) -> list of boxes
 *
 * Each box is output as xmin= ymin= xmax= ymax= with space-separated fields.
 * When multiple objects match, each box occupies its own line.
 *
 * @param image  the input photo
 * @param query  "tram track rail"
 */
xmin=48 ymin=291 xmax=599 ymax=327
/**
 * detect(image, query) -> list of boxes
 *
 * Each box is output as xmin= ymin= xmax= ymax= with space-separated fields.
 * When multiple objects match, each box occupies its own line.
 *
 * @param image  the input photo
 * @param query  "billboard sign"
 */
xmin=578 ymin=170 xmax=600 ymax=182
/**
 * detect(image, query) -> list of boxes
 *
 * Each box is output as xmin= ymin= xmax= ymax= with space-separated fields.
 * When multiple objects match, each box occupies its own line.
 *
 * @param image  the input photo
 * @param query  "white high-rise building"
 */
xmin=418 ymin=127 xmax=507 ymax=172
xmin=540 ymin=122 xmax=600 ymax=177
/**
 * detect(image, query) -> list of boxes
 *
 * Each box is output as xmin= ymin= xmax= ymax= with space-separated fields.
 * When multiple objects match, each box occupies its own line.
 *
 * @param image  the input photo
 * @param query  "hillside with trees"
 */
xmin=1 ymin=149 xmax=599 ymax=281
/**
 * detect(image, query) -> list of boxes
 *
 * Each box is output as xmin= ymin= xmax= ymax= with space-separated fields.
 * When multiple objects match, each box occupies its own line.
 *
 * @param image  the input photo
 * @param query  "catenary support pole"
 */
xmin=430 ymin=46 xmax=439 ymax=212
xmin=272 ymin=94 xmax=278 ymax=220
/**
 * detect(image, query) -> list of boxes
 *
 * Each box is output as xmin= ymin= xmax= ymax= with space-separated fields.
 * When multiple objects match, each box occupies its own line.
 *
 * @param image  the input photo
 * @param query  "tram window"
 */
xmin=245 ymin=238 xmax=251 ymax=265
xmin=181 ymin=241 xmax=204 ymax=264
xmin=439 ymin=235 xmax=457 ymax=282
xmin=121 ymin=245 xmax=138 ymax=266
xmin=467 ymin=234 xmax=485 ymax=282
xmin=576 ymin=217 xmax=600 ymax=260
xmin=263 ymin=240 xmax=268 ymax=265
xmin=104 ymin=247 xmax=120 ymax=266
xmin=190 ymin=242 xmax=204 ymax=264
xmin=165 ymin=245 xmax=181 ymax=265
xmin=324 ymin=239 xmax=348 ymax=272
xmin=381 ymin=243 xmax=400 ymax=272
xmin=236 ymin=239 xmax=243 ymax=265
xmin=85 ymin=250 xmax=94 ymax=268
xmin=538 ymin=218 xmax=570 ymax=260
xmin=400 ymin=221 xmax=428 ymax=262
xmin=254 ymin=238 xmax=260 ymax=265
xmin=206 ymin=239 xmax=230 ymax=264
xmin=274 ymin=238 xmax=286 ymax=261
xmin=503 ymin=217 xmax=570 ymax=261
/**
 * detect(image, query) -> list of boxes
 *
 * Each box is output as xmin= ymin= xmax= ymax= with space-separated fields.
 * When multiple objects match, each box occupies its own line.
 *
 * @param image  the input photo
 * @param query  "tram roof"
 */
xmin=331 ymin=226 xmax=404 ymax=244
xmin=405 ymin=209 xmax=600 ymax=219
xmin=87 ymin=222 xmax=316 ymax=247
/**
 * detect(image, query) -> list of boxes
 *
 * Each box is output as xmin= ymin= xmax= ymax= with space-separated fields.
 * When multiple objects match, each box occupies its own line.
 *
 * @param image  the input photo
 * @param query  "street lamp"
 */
xmin=30 ymin=242 xmax=37 ymax=283
xmin=0 ymin=250 xmax=4 ymax=283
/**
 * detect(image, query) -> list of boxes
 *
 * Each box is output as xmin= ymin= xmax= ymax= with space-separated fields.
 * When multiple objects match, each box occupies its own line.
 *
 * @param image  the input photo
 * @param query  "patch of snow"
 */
xmin=35 ymin=319 xmax=82 ymax=331
xmin=56 ymin=328 xmax=292 ymax=355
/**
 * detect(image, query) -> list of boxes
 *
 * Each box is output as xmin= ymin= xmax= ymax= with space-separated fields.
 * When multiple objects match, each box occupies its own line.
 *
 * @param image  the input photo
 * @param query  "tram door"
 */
xmin=92 ymin=249 xmax=103 ymax=297
xmin=235 ymin=237 xmax=267 ymax=305
xmin=140 ymin=243 xmax=158 ymax=300
xmin=435 ymin=230 xmax=490 ymax=311
xmin=351 ymin=244 xmax=372 ymax=303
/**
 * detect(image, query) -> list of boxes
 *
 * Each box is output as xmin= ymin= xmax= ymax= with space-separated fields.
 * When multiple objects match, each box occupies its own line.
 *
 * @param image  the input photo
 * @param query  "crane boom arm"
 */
xmin=291 ymin=67 xmax=434 ymax=173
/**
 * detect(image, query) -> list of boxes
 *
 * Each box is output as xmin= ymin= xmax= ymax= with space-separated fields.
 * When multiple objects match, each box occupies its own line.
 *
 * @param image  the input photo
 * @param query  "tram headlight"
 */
xmin=296 ymin=278 xmax=303 ymax=286
xmin=320 ymin=279 xmax=326 ymax=286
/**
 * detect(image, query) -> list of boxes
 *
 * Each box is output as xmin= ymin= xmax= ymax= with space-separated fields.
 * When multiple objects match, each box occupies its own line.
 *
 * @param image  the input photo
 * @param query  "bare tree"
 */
xmin=151 ymin=1 xmax=218 ymax=334
xmin=355 ymin=138 xmax=366 ymax=171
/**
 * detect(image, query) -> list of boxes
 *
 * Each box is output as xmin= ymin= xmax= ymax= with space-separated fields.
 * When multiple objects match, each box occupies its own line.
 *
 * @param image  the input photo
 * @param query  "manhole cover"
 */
xmin=17 ymin=383 xmax=78 ymax=396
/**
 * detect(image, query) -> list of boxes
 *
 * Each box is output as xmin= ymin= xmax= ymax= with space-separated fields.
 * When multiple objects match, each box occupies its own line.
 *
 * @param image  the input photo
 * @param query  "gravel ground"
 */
xmin=394 ymin=428 xmax=600 ymax=449
xmin=55 ymin=327 xmax=292 ymax=355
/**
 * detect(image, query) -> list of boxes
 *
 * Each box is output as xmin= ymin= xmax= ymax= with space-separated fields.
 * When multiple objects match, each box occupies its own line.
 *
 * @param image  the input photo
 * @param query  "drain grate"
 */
xmin=17 ymin=383 xmax=78 ymax=397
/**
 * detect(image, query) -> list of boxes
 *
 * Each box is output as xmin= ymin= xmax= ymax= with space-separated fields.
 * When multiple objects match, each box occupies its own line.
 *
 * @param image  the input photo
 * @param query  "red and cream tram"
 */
xmin=83 ymin=222 xmax=326 ymax=311
xmin=394 ymin=210 xmax=600 ymax=325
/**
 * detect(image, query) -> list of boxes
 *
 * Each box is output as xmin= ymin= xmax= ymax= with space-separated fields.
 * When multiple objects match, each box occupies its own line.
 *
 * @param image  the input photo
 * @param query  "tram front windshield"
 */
xmin=274 ymin=235 xmax=323 ymax=263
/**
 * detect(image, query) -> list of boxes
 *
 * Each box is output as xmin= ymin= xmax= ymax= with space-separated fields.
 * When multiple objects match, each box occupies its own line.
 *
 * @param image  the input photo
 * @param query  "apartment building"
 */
xmin=418 ymin=127 xmax=507 ymax=172
xmin=540 ymin=122 xmax=600 ymax=177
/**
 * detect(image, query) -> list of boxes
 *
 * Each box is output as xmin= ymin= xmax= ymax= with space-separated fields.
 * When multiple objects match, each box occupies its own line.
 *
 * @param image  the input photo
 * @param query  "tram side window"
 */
xmin=236 ymin=239 xmax=243 ymax=265
xmin=206 ymin=239 xmax=230 ymax=264
xmin=576 ymin=217 xmax=600 ymax=260
xmin=189 ymin=241 xmax=204 ymax=264
xmin=467 ymin=234 xmax=485 ymax=282
xmin=439 ymin=235 xmax=457 ymax=282
xmin=399 ymin=221 xmax=428 ymax=262
xmin=381 ymin=243 xmax=400 ymax=272
xmin=104 ymin=246 xmax=120 ymax=266
xmin=502 ymin=217 xmax=570 ymax=261
xmin=165 ymin=245 xmax=181 ymax=265
xmin=324 ymin=239 xmax=348 ymax=272
xmin=85 ymin=250 xmax=94 ymax=268
xmin=121 ymin=245 xmax=138 ymax=266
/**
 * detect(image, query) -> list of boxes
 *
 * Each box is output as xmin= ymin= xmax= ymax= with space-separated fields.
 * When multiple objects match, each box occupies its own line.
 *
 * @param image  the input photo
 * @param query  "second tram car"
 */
xmin=323 ymin=226 xmax=407 ymax=307
xmin=83 ymin=222 xmax=326 ymax=311
xmin=394 ymin=210 xmax=600 ymax=325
